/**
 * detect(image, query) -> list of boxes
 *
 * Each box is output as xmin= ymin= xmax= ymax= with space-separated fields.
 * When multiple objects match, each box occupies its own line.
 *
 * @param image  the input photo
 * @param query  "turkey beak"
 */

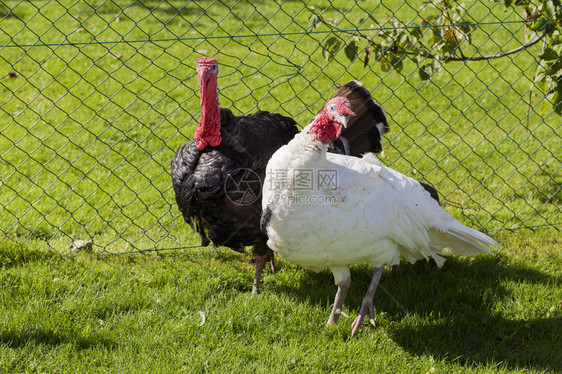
xmin=337 ymin=115 xmax=349 ymax=128
xmin=338 ymin=109 xmax=355 ymax=128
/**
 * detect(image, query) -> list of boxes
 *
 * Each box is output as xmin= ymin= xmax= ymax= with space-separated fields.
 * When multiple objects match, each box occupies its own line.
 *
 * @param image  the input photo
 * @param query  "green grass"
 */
xmin=0 ymin=229 xmax=560 ymax=373
xmin=0 ymin=0 xmax=559 ymax=252
xmin=0 ymin=2 xmax=560 ymax=369
xmin=0 ymin=2 xmax=560 ymax=372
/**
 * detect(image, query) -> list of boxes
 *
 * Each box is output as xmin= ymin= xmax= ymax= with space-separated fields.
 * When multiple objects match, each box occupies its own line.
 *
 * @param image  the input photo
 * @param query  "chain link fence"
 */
xmin=0 ymin=1 xmax=560 ymax=254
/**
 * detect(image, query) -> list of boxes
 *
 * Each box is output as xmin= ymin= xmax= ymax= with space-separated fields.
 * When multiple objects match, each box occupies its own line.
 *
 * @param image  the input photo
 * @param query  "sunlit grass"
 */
xmin=0 ymin=229 xmax=560 ymax=372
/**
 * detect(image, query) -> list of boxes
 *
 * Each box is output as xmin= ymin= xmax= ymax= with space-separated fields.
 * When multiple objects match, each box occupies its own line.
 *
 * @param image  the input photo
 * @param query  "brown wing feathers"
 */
xmin=321 ymin=81 xmax=389 ymax=156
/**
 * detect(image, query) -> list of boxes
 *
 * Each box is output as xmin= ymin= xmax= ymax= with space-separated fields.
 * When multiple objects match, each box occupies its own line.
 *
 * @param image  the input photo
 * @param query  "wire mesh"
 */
xmin=0 ymin=0 xmax=560 ymax=254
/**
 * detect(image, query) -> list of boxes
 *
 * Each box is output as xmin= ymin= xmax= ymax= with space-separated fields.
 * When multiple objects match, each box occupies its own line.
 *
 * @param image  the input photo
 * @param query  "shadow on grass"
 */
xmin=271 ymin=256 xmax=562 ymax=371
xmin=0 ymin=240 xmax=60 ymax=269
xmin=0 ymin=328 xmax=117 ymax=350
xmin=535 ymin=171 xmax=561 ymax=206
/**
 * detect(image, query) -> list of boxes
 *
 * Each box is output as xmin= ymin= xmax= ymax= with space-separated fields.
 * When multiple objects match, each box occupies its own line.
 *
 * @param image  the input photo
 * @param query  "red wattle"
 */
xmin=307 ymin=113 xmax=343 ymax=144
xmin=194 ymin=61 xmax=221 ymax=150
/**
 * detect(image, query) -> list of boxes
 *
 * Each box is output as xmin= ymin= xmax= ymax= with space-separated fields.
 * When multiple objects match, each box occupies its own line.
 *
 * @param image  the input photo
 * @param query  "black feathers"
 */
xmin=260 ymin=205 xmax=272 ymax=236
xmin=171 ymin=107 xmax=298 ymax=249
xmin=420 ymin=182 xmax=440 ymax=204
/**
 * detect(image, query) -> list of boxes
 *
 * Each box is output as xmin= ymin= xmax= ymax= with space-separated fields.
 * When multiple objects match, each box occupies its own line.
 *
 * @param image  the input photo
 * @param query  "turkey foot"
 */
xmin=266 ymin=248 xmax=277 ymax=273
xmin=351 ymin=266 xmax=384 ymax=335
xmin=252 ymin=253 xmax=267 ymax=295
xmin=351 ymin=298 xmax=376 ymax=335
xmin=326 ymin=268 xmax=351 ymax=327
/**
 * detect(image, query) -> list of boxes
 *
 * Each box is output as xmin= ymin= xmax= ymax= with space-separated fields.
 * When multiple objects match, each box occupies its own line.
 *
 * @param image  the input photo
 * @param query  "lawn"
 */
xmin=0 ymin=0 xmax=561 ymax=372
xmin=0 ymin=229 xmax=560 ymax=373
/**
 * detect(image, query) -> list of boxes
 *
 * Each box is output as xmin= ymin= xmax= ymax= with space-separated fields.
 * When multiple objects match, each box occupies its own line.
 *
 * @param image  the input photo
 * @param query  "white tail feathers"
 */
xmin=429 ymin=224 xmax=497 ymax=260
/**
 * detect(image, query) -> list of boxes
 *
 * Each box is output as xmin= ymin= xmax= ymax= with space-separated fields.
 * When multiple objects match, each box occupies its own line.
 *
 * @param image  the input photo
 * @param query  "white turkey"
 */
xmin=261 ymin=96 xmax=498 ymax=334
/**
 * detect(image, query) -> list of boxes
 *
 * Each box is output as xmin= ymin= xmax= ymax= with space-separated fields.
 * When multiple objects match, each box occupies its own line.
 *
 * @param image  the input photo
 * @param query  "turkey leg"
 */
xmin=252 ymin=243 xmax=276 ymax=295
xmin=327 ymin=266 xmax=351 ymax=327
xmin=351 ymin=266 xmax=384 ymax=335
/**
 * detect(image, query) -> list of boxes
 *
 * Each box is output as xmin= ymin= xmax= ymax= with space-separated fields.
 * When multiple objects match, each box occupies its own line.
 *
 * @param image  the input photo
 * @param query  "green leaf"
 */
xmin=455 ymin=29 xmax=470 ymax=44
xmin=392 ymin=55 xmax=404 ymax=73
xmin=549 ymin=40 xmax=562 ymax=56
xmin=547 ymin=61 xmax=562 ymax=77
xmin=322 ymin=36 xmax=342 ymax=62
xmin=380 ymin=57 xmax=392 ymax=72
xmin=344 ymin=40 xmax=359 ymax=61
xmin=421 ymin=15 xmax=439 ymax=28
xmin=327 ymin=18 xmax=338 ymax=28
xmin=419 ymin=64 xmax=435 ymax=80
xmin=539 ymin=100 xmax=551 ymax=116
xmin=397 ymin=32 xmax=416 ymax=49
xmin=380 ymin=54 xmax=404 ymax=73
xmin=534 ymin=68 xmax=547 ymax=91
xmin=371 ymin=44 xmax=382 ymax=61
xmin=458 ymin=19 xmax=475 ymax=38
xmin=539 ymin=0 xmax=556 ymax=18
xmin=308 ymin=13 xmax=321 ymax=29
xmin=438 ymin=42 xmax=455 ymax=58
xmin=409 ymin=27 xmax=423 ymax=39
xmin=539 ymin=48 xmax=558 ymax=61
xmin=547 ymin=85 xmax=562 ymax=114
xmin=527 ymin=18 xmax=548 ymax=32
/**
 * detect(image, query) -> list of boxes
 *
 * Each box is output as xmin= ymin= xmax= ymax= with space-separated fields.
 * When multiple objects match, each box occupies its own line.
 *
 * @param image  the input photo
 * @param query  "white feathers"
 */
xmin=262 ymin=129 xmax=497 ymax=274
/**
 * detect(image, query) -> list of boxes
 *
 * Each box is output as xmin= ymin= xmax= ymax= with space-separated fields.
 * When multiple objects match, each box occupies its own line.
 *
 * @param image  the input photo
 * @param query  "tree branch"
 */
xmin=445 ymin=27 xmax=550 ymax=62
xmin=323 ymin=18 xmax=550 ymax=63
